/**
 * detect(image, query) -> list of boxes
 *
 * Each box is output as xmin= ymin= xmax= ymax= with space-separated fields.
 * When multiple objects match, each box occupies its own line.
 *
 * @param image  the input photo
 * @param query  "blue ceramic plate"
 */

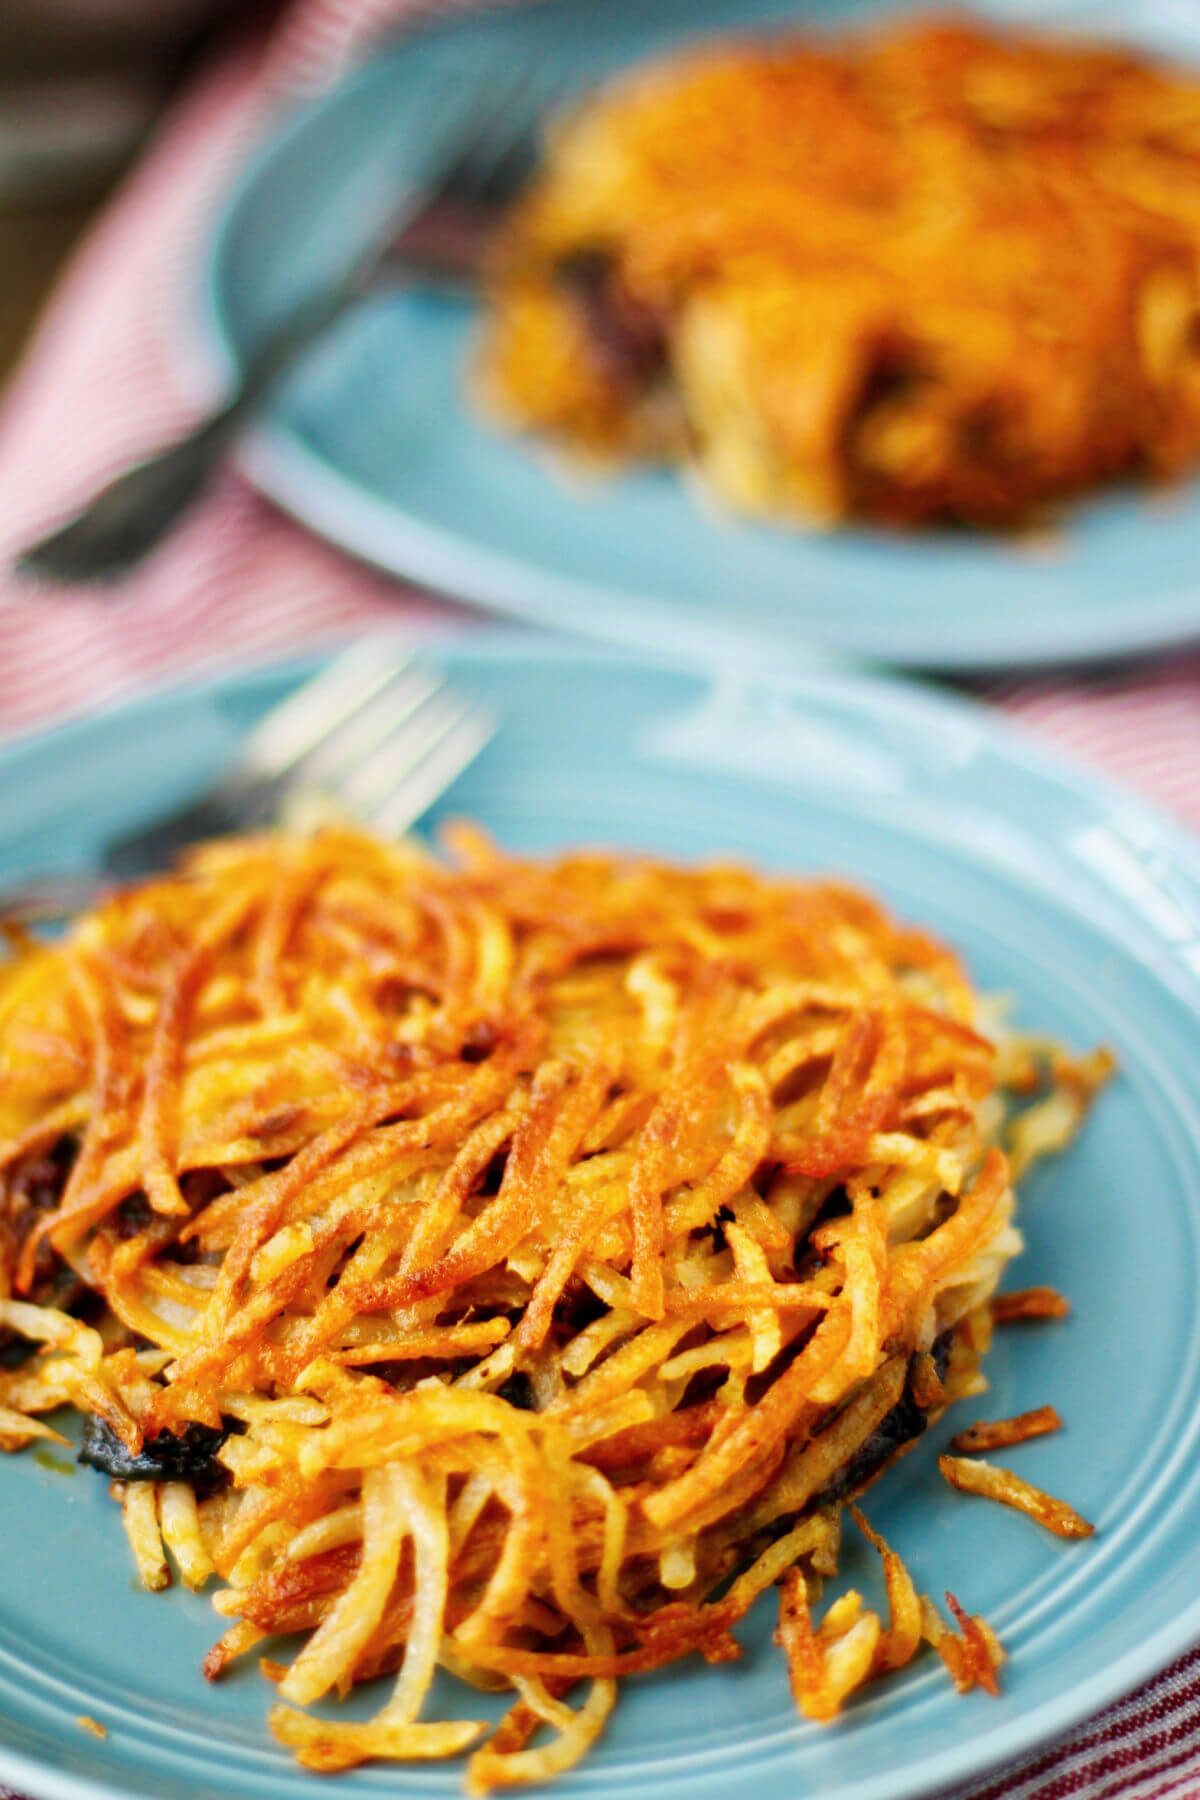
xmin=0 ymin=634 xmax=1199 ymax=1800
xmin=200 ymin=0 xmax=1200 ymax=672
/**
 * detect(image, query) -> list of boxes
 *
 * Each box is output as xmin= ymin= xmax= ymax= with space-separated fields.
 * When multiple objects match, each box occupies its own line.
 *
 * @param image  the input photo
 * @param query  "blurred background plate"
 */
xmin=201 ymin=0 xmax=1200 ymax=672
xmin=1 ymin=634 xmax=1200 ymax=1800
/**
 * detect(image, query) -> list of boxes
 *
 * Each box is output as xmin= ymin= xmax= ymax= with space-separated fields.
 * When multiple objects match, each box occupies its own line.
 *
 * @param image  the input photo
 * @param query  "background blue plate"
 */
xmin=201 ymin=0 xmax=1200 ymax=672
xmin=1 ymin=634 xmax=1199 ymax=1800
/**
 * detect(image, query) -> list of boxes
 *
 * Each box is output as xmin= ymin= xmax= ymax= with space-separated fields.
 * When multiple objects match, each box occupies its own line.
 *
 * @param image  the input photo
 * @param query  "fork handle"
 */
xmin=100 ymin=778 xmax=287 ymax=880
xmin=0 ymin=872 xmax=114 ymax=926
xmin=17 ymin=273 xmax=378 ymax=587
xmin=0 ymin=783 xmax=278 ymax=917
xmin=214 ymin=273 xmax=380 ymax=420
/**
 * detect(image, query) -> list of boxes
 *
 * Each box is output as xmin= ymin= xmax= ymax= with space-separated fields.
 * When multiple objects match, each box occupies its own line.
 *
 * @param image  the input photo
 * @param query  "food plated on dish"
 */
xmin=203 ymin=0 xmax=1200 ymax=670
xmin=0 ymin=642 xmax=1198 ymax=1800
xmin=0 ymin=820 xmax=1109 ymax=1786
xmin=480 ymin=15 xmax=1200 ymax=531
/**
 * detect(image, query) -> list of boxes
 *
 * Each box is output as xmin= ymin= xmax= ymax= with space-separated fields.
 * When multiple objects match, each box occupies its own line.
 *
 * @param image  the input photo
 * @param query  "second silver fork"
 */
xmin=0 ymin=640 xmax=495 ymax=923
xmin=16 ymin=53 xmax=558 ymax=587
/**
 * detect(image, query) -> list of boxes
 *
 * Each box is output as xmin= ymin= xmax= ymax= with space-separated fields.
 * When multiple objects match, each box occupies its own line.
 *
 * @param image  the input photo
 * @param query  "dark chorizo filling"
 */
xmin=77 ymin=1415 xmax=244 ymax=1489
xmin=816 ymin=1330 xmax=953 ymax=1506
xmin=554 ymin=248 xmax=669 ymax=390
xmin=0 ymin=1139 xmax=98 ymax=1364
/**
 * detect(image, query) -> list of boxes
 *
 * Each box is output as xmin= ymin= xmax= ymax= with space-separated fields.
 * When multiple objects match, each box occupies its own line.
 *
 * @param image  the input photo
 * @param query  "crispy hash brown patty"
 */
xmin=0 ymin=828 xmax=1109 ymax=1785
xmin=479 ymin=17 xmax=1200 ymax=529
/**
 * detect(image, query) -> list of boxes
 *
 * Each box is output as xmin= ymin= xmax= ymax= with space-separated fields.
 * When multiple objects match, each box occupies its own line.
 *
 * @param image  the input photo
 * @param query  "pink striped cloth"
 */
xmin=0 ymin=6 xmax=1197 ymax=1799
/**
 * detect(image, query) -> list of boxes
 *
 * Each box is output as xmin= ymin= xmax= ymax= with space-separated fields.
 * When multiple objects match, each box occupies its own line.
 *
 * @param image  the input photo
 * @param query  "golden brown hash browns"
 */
xmin=0 ymin=827 xmax=1108 ymax=1786
xmin=479 ymin=16 xmax=1200 ymax=529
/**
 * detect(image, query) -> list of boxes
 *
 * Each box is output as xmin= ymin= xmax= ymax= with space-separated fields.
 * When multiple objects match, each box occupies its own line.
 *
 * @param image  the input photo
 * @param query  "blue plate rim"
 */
xmin=192 ymin=13 xmax=1200 ymax=675
xmin=5 ymin=625 xmax=1199 ymax=880
xmin=0 ymin=629 xmax=1199 ymax=1800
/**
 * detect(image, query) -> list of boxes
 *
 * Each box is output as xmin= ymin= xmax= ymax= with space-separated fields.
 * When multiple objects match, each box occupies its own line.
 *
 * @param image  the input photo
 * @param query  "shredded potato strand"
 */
xmin=939 ymin=1454 xmax=1095 ymax=1538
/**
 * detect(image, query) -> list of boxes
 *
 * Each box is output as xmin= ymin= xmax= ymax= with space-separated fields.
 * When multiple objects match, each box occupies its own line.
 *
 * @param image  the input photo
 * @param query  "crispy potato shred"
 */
xmin=991 ymin=1285 xmax=1070 ymax=1324
xmin=0 ymin=828 xmax=1109 ymax=1786
xmin=950 ymin=1405 xmax=1062 ymax=1455
xmin=939 ymin=1455 xmax=1095 ymax=1539
xmin=479 ymin=16 xmax=1200 ymax=531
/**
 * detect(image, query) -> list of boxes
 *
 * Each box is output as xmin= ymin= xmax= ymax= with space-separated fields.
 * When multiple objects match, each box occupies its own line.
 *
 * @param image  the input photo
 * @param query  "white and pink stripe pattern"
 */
xmin=988 ymin=658 xmax=1200 ymax=835
xmin=0 ymin=4 xmax=1197 ymax=1797
xmin=945 ymin=1647 xmax=1200 ymax=1800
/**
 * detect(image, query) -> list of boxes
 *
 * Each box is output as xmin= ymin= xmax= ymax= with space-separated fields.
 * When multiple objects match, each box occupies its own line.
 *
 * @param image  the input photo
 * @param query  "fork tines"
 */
xmin=242 ymin=638 xmax=494 ymax=839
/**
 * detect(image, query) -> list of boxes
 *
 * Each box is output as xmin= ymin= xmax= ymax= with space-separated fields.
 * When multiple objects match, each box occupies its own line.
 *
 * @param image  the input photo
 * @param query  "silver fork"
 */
xmin=15 ymin=55 xmax=558 ymax=587
xmin=0 ymin=640 xmax=495 ymax=923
